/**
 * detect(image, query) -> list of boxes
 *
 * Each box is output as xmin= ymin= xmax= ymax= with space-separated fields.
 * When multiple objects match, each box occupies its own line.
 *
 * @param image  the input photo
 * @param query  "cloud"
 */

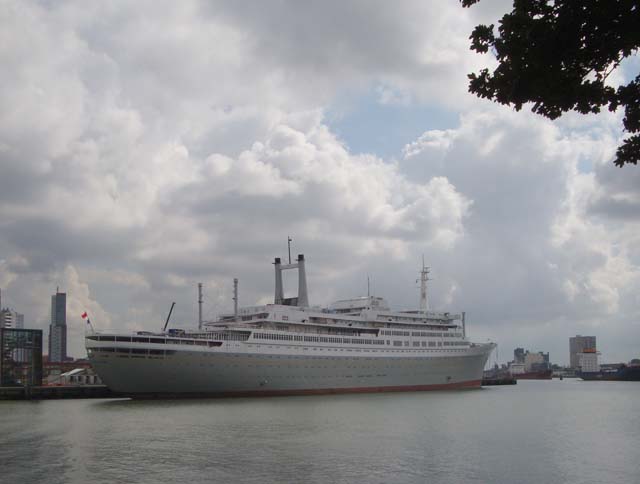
xmin=0 ymin=0 xmax=637 ymax=365
xmin=400 ymin=106 xmax=639 ymax=361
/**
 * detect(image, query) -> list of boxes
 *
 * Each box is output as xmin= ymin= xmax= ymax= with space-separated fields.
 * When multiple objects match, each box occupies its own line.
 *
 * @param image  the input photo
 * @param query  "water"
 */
xmin=1 ymin=380 xmax=639 ymax=484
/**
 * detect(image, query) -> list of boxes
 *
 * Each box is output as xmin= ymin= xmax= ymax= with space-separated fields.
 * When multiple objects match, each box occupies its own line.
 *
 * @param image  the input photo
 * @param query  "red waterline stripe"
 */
xmin=127 ymin=379 xmax=482 ymax=399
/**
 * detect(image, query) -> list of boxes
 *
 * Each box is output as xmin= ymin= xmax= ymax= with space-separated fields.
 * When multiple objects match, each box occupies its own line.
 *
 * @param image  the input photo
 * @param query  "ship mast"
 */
xmin=419 ymin=256 xmax=430 ymax=315
xmin=233 ymin=278 xmax=239 ymax=320
xmin=198 ymin=282 xmax=203 ymax=330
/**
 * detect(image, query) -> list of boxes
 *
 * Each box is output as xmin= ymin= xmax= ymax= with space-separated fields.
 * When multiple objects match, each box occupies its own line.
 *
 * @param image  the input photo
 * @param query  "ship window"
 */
xmin=421 ymin=342 xmax=426 ymax=347
xmin=404 ymin=341 xmax=409 ymax=347
xmin=413 ymin=342 xmax=420 ymax=347
xmin=393 ymin=341 xmax=402 ymax=347
xmin=98 ymin=336 xmax=116 ymax=342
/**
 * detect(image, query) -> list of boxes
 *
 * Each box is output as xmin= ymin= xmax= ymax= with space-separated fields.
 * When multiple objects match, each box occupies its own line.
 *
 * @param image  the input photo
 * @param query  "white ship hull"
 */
xmin=88 ymin=341 xmax=495 ymax=397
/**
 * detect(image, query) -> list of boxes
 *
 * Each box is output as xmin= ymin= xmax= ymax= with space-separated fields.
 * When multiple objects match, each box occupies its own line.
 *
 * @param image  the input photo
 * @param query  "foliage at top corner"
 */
xmin=462 ymin=0 xmax=640 ymax=167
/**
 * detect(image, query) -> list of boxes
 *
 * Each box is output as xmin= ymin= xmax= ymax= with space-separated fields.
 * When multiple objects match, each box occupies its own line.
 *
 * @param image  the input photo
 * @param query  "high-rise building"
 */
xmin=0 ymin=289 xmax=25 ymax=329
xmin=514 ymin=347 xmax=525 ymax=363
xmin=1 ymin=309 xmax=24 ymax=329
xmin=48 ymin=291 xmax=67 ymax=362
xmin=569 ymin=335 xmax=596 ymax=369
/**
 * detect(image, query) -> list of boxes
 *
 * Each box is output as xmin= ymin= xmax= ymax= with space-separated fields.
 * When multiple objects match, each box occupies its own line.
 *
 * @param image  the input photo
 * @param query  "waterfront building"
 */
xmin=570 ymin=335 xmax=596 ymax=369
xmin=507 ymin=348 xmax=551 ymax=378
xmin=43 ymin=358 xmax=93 ymax=383
xmin=578 ymin=348 xmax=600 ymax=373
xmin=59 ymin=367 xmax=102 ymax=386
xmin=514 ymin=347 xmax=525 ymax=364
xmin=524 ymin=351 xmax=549 ymax=372
xmin=0 ymin=328 xmax=43 ymax=386
xmin=48 ymin=291 xmax=67 ymax=362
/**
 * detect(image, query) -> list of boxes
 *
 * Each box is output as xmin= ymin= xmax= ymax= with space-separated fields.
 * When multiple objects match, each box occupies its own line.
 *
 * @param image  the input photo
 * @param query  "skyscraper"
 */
xmin=48 ymin=291 xmax=67 ymax=362
xmin=0 ymin=289 xmax=25 ymax=329
xmin=569 ymin=335 xmax=596 ymax=369
xmin=1 ymin=309 xmax=24 ymax=329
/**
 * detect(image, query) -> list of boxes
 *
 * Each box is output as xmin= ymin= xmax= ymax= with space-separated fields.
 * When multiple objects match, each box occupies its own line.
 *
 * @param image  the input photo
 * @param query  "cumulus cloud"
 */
xmin=0 ymin=0 xmax=637 ymax=364
xmin=400 ymin=106 xmax=640 ymax=362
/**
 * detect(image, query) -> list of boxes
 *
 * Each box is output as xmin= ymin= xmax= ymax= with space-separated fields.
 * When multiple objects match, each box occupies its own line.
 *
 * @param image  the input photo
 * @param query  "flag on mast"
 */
xmin=81 ymin=311 xmax=94 ymax=333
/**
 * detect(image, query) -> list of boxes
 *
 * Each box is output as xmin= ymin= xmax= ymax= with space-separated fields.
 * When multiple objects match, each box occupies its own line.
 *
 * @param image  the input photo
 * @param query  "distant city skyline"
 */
xmin=0 ymin=1 xmax=638 ymax=364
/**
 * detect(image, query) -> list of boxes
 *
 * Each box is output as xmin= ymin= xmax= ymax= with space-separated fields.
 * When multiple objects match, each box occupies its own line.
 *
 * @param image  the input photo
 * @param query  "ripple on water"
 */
xmin=1 ymin=382 xmax=639 ymax=484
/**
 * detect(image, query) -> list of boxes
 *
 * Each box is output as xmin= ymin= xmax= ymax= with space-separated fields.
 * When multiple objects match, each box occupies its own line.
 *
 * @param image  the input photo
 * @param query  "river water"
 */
xmin=1 ymin=379 xmax=639 ymax=484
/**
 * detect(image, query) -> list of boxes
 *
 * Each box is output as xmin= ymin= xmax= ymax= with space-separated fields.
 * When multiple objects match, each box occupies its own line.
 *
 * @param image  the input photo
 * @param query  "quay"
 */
xmin=0 ymin=385 xmax=121 ymax=400
xmin=482 ymin=376 xmax=517 ymax=386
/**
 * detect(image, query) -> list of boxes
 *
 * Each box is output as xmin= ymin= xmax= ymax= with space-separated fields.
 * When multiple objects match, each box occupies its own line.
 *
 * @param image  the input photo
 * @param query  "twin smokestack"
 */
xmin=274 ymin=254 xmax=309 ymax=307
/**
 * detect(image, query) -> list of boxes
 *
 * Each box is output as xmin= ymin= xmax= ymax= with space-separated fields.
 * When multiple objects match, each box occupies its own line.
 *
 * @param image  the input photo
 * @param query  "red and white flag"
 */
xmin=82 ymin=311 xmax=95 ymax=333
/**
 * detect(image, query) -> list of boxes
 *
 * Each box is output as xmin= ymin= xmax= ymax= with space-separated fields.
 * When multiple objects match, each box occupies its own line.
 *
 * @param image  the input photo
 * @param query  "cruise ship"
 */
xmin=86 ymin=254 xmax=495 ymax=397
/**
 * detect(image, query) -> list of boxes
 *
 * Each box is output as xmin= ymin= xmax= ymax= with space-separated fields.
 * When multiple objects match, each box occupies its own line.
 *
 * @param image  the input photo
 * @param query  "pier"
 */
xmin=482 ymin=376 xmax=517 ymax=386
xmin=0 ymin=385 xmax=121 ymax=400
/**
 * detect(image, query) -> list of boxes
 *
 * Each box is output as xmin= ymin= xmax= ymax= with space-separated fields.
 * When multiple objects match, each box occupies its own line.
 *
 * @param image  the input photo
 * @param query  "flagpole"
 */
xmin=82 ymin=312 xmax=95 ymax=334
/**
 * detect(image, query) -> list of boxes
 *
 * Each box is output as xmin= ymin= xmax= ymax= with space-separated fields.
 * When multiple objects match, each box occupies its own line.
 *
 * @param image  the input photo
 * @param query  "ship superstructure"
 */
xmin=86 ymin=254 xmax=495 ymax=397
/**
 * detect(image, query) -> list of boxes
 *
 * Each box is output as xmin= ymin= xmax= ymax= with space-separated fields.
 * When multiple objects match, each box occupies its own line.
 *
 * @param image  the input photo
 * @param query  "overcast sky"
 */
xmin=1 ymin=1 xmax=638 ymax=365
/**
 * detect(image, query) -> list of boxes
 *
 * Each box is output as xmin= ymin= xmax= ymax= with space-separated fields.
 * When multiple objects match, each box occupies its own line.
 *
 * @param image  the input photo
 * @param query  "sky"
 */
xmin=0 ymin=1 xmax=638 ymax=366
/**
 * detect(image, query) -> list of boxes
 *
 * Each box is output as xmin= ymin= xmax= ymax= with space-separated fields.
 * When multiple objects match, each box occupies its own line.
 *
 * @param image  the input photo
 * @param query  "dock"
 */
xmin=482 ymin=376 xmax=517 ymax=386
xmin=0 ymin=385 xmax=122 ymax=400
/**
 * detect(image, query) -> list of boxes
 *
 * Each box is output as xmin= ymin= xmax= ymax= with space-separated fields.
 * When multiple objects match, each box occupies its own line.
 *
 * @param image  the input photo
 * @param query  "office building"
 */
xmin=569 ymin=335 xmax=596 ymax=369
xmin=524 ymin=351 xmax=550 ymax=371
xmin=514 ymin=347 xmax=525 ymax=364
xmin=48 ymin=291 xmax=67 ymax=362
xmin=1 ymin=309 xmax=24 ymax=329
xmin=0 ymin=328 xmax=43 ymax=386
xmin=0 ymin=288 xmax=24 ymax=329
xmin=578 ymin=349 xmax=600 ymax=373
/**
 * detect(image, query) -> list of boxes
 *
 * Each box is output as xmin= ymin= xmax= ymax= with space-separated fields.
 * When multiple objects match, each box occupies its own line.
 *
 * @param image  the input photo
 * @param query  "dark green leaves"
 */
xmin=462 ymin=0 xmax=640 ymax=166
